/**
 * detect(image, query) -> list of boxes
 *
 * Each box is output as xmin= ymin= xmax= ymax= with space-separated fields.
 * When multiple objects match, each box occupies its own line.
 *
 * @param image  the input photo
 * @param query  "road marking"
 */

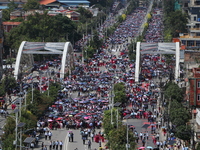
xmin=64 ymin=133 xmax=68 ymax=150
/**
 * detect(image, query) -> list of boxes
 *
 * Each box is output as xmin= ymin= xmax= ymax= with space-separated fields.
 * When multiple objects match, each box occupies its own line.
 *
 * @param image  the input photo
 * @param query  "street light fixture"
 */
xmin=124 ymin=114 xmax=131 ymax=150
xmin=13 ymin=109 xmax=19 ymax=150
xmin=17 ymin=122 xmax=26 ymax=150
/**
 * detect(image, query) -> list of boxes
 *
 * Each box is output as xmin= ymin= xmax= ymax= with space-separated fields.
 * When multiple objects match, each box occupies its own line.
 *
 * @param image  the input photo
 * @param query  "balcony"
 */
xmin=190 ymin=28 xmax=200 ymax=33
xmin=180 ymin=34 xmax=200 ymax=38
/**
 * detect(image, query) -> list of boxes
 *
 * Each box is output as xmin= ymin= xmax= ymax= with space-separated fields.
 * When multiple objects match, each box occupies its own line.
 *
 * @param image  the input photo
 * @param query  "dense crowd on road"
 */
xmin=144 ymin=8 xmax=164 ymax=43
xmin=5 ymin=3 xmax=188 ymax=150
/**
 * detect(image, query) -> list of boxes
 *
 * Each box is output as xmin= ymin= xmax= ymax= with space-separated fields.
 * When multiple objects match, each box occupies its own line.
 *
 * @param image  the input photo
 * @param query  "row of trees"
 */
xmin=103 ymin=82 xmax=136 ymax=149
xmin=164 ymin=82 xmax=192 ymax=142
xmin=2 ymin=80 xmax=61 ymax=149
xmin=163 ymin=0 xmax=188 ymax=41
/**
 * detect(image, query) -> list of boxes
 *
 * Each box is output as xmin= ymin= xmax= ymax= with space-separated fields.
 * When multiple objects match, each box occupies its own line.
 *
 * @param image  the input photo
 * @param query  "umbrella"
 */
xmin=138 ymin=147 xmax=145 ymax=149
xmin=56 ymin=117 xmax=63 ymax=121
xmin=48 ymin=119 xmax=53 ymax=122
xmin=84 ymin=116 xmax=89 ymax=119
xmin=146 ymin=146 xmax=153 ymax=149
xmin=142 ymin=124 xmax=150 ymax=129
xmin=48 ymin=114 xmax=53 ymax=117
xmin=168 ymin=140 xmax=176 ymax=145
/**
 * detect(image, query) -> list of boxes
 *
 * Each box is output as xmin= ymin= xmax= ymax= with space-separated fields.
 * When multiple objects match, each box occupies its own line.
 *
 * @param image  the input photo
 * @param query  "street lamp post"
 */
xmin=124 ymin=114 xmax=131 ymax=150
xmin=31 ymin=81 xmax=33 ymax=103
xmin=17 ymin=122 xmax=26 ymax=150
xmin=110 ymin=80 xmax=115 ymax=125
xmin=13 ymin=109 xmax=19 ymax=150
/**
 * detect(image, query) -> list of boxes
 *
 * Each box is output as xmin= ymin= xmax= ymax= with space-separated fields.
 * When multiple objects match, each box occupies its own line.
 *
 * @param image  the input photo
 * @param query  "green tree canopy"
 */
xmin=175 ymin=125 xmax=192 ymax=141
xmin=22 ymin=0 xmax=40 ymax=11
xmin=2 ymin=76 xmax=17 ymax=95
xmin=2 ymin=9 xmax=10 ymax=21
xmin=164 ymin=82 xmax=183 ymax=102
xmin=114 ymin=83 xmax=127 ymax=104
xmin=107 ymin=125 xmax=136 ymax=150
xmin=8 ymin=1 xmax=18 ymax=11
xmin=6 ymin=12 xmax=79 ymax=50
xmin=164 ymin=10 xmax=188 ymax=37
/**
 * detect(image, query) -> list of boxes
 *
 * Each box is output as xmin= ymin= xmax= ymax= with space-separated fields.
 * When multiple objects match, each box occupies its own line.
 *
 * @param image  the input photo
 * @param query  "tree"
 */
xmin=2 ymin=76 xmax=17 ymax=95
xmin=107 ymin=125 xmax=136 ymax=150
xmin=23 ymin=0 xmax=40 ymax=11
xmin=8 ymin=1 xmax=18 ymax=11
xmin=77 ymin=7 xmax=93 ymax=23
xmin=7 ymin=13 xmax=78 ymax=50
xmin=164 ymin=82 xmax=183 ymax=102
xmin=175 ymin=125 xmax=192 ymax=141
xmin=2 ymin=9 xmax=10 ymax=21
xmin=90 ymin=31 xmax=103 ymax=50
xmin=2 ymin=117 xmax=15 ymax=150
xmin=164 ymin=10 xmax=188 ymax=37
xmin=114 ymin=83 xmax=127 ymax=104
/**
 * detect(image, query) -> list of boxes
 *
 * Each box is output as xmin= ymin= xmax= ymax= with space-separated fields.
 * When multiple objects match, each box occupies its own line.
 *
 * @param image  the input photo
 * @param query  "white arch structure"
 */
xmin=14 ymin=41 xmax=74 ymax=80
xmin=135 ymin=42 xmax=180 ymax=82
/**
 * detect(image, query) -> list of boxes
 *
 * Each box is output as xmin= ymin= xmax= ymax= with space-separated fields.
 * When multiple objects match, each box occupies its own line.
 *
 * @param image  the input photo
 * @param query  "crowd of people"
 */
xmin=144 ymin=8 xmax=164 ymax=43
xmin=11 ymin=2 xmax=188 ymax=149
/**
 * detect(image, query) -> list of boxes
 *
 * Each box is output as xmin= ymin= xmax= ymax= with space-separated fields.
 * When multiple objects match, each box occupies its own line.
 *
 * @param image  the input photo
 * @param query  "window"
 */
xmin=194 ymin=16 xmax=197 ymax=21
xmin=187 ymin=40 xmax=194 ymax=46
xmin=197 ymin=41 xmax=200 ymax=46
xmin=197 ymin=94 xmax=200 ymax=101
xmin=198 ymin=81 xmax=200 ymax=88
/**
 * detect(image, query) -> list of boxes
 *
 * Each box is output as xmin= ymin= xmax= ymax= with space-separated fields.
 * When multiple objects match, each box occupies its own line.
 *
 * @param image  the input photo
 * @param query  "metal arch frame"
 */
xmin=135 ymin=42 xmax=180 ymax=82
xmin=14 ymin=41 xmax=74 ymax=80
xmin=60 ymin=42 xmax=74 ymax=79
xmin=14 ymin=41 xmax=27 ymax=80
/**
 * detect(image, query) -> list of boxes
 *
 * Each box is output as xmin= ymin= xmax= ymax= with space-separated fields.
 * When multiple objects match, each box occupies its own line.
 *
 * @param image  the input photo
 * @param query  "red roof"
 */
xmin=3 ymin=22 xmax=22 ymax=25
xmin=40 ymin=0 xmax=57 ymax=5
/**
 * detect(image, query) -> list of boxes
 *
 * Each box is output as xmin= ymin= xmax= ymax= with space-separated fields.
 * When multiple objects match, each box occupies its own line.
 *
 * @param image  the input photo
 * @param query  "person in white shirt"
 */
xmin=59 ymin=140 xmax=63 ymax=150
xmin=139 ymin=132 xmax=143 ymax=140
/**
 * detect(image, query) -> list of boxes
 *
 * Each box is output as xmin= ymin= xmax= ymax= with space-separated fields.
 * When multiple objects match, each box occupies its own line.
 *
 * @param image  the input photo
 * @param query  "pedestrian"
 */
xmin=68 ymin=132 xmax=71 ymax=142
xmin=49 ymin=141 xmax=52 ymax=150
xmin=70 ymin=132 xmax=74 ymax=142
xmin=41 ymin=142 xmax=44 ymax=148
xmin=88 ymin=139 xmax=91 ymax=149
xmin=30 ymin=142 xmax=34 ymax=150
xmin=55 ymin=140 xmax=59 ymax=150
xmin=156 ymin=141 xmax=160 ymax=148
xmin=146 ymin=131 xmax=149 ymax=140
xmin=139 ymin=132 xmax=143 ymax=140
xmin=99 ymin=141 xmax=101 ymax=147
xmin=49 ymin=131 xmax=52 ymax=140
xmin=91 ymin=132 xmax=94 ymax=142
xmin=59 ymin=140 xmax=63 ymax=150
xmin=82 ymin=136 xmax=86 ymax=144
xmin=45 ymin=131 xmax=48 ymax=140
xmin=142 ymin=139 xmax=145 ymax=147
xmin=135 ymin=136 xmax=139 ymax=143
xmin=42 ymin=145 xmax=47 ymax=150
xmin=52 ymin=141 xmax=56 ymax=149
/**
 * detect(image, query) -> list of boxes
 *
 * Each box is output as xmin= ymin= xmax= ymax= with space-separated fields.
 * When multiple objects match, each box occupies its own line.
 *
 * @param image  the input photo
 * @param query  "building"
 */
xmin=0 ymin=11 xmax=3 ymax=79
xmin=3 ymin=22 xmax=21 ymax=32
xmin=65 ymin=10 xmax=80 ymax=21
xmin=58 ymin=0 xmax=90 ymax=8
xmin=10 ymin=10 xmax=25 ymax=20
xmin=188 ymin=68 xmax=200 ymax=107
xmin=179 ymin=0 xmax=200 ymax=48
xmin=39 ymin=0 xmax=67 ymax=9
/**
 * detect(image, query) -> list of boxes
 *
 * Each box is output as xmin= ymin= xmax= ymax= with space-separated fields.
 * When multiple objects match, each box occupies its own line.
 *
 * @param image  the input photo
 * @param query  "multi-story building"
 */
xmin=179 ymin=0 xmax=200 ymax=48
xmin=0 ymin=11 xmax=2 ymax=80
xmin=188 ymin=68 xmax=200 ymax=107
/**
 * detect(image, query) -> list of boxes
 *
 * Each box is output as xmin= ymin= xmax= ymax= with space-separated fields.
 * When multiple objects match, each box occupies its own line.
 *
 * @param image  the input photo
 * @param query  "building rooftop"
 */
xmin=3 ymin=22 xmax=21 ymax=25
